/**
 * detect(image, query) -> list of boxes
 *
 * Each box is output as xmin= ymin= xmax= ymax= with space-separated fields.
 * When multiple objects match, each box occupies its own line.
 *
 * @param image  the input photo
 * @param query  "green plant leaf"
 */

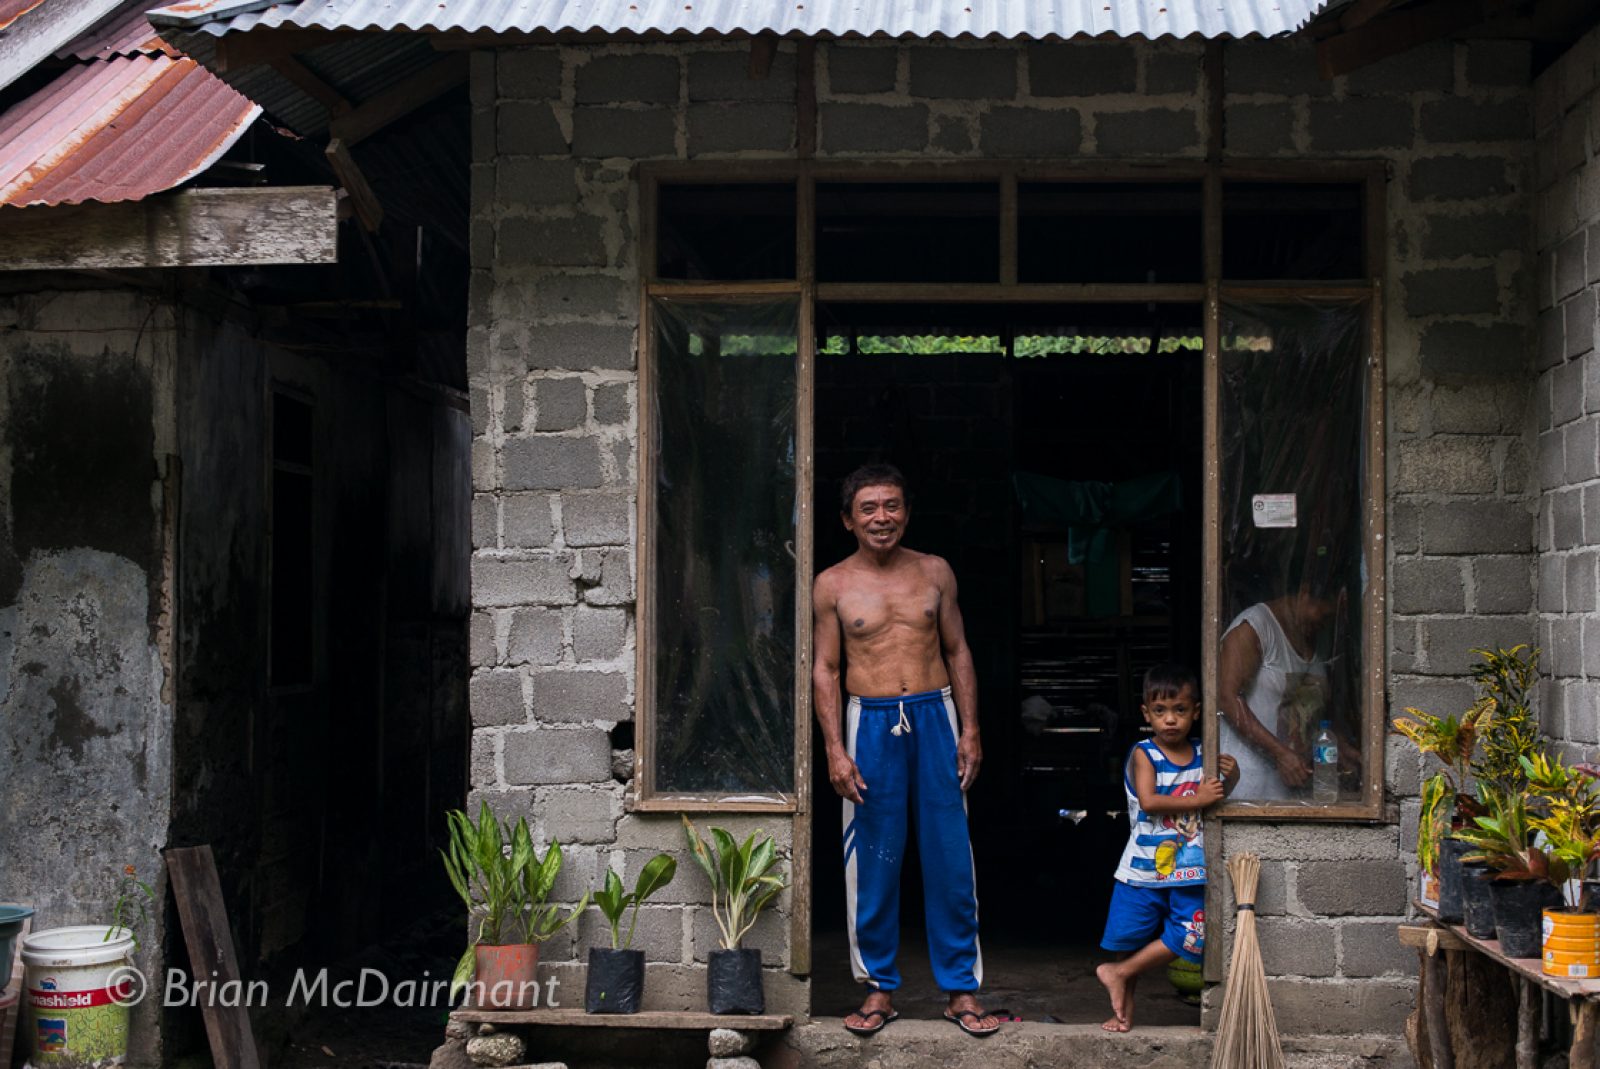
xmin=634 ymin=853 xmax=677 ymax=903
xmin=683 ymin=816 xmax=718 ymax=888
xmin=450 ymin=944 xmax=476 ymax=1002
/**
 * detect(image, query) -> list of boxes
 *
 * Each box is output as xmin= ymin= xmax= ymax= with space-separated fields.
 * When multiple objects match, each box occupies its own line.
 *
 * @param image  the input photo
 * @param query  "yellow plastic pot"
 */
xmin=1542 ymin=909 xmax=1600 ymax=977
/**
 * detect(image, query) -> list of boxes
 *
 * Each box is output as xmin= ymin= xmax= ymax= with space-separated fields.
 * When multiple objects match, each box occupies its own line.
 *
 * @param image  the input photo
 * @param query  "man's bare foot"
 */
xmin=843 ymin=990 xmax=895 ymax=1035
xmin=945 ymin=991 xmax=1001 ymax=1036
xmin=1096 ymin=962 xmax=1134 ymax=1032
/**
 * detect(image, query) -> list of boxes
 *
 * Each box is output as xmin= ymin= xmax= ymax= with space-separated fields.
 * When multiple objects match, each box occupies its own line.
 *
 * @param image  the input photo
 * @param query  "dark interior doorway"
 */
xmin=808 ymin=302 xmax=1203 ymax=1022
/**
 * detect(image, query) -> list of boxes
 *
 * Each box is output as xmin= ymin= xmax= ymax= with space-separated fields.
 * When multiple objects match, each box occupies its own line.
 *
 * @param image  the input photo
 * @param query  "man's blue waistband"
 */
xmin=850 ymin=687 xmax=952 ymax=708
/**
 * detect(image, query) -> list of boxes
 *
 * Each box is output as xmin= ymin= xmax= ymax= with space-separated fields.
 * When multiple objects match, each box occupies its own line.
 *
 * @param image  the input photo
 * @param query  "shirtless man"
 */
xmin=813 ymin=463 xmax=999 ymax=1039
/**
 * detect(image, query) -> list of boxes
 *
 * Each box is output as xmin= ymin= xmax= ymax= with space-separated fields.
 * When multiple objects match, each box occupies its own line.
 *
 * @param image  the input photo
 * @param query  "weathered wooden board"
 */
xmin=166 ymin=845 xmax=262 ymax=1069
xmin=0 ymin=186 xmax=338 ymax=270
xmin=450 ymin=1008 xmax=793 ymax=1030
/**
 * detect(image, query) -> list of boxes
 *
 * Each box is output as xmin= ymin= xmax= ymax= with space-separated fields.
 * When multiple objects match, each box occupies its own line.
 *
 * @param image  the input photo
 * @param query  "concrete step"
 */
xmin=769 ymin=1020 xmax=1412 ymax=1069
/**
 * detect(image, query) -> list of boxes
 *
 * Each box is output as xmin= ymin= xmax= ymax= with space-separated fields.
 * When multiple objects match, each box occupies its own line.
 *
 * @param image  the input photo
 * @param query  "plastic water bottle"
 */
xmin=1312 ymin=721 xmax=1339 ymax=804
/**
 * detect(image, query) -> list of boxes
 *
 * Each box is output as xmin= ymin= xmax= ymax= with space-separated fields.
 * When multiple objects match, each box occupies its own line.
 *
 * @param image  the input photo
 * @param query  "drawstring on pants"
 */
xmin=890 ymin=699 xmax=912 ymax=736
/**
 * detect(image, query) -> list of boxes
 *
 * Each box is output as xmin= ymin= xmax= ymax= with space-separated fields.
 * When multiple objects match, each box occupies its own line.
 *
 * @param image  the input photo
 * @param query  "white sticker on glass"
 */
xmin=1251 ymin=493 xmax=1297 ymax=528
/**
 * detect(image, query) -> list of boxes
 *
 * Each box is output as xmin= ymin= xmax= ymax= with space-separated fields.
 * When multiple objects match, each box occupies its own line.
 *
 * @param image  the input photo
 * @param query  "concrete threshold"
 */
xmin=772 ymin=1019 xmax=1412 ymax=1069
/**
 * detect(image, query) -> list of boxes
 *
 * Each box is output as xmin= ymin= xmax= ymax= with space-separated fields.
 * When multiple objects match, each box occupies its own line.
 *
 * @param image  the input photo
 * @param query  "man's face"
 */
xmin=843 ymin=483 xmax=908 ymax=552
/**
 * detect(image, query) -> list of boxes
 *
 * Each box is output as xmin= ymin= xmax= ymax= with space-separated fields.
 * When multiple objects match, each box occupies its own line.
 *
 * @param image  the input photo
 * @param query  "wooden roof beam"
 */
xmin=327 ymin=53 xmax=468 ymax=147
xmin=1315 ymin=0 xmax=1511 ymax=79
xmin=0 ymin=186 xmax=337 ymax=270
xmin=325 ymin=138 xmax=382 ymax=232
xmin=270 ymin=55 xmax=352 ymax=115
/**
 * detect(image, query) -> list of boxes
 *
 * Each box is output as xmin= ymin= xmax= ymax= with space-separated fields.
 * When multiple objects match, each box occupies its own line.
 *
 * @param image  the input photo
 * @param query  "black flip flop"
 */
xmin=843 ymin=1009 xmax=899 ymax=1036
xmin=944 ymin=1008 xmax=1001 ymax=1037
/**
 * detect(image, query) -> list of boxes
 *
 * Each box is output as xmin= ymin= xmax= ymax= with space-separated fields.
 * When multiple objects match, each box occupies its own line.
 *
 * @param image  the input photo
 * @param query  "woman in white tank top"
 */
xmin=1217 ymin=594 xmax=1336 ymax=801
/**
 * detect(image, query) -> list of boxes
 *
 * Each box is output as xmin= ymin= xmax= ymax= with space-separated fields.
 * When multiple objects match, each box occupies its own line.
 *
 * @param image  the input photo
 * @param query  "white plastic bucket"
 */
xmin=21 ymin=926 xmax=135 ymax=1067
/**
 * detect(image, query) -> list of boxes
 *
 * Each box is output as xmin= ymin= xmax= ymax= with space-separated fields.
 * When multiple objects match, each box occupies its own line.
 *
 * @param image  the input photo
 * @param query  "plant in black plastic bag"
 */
xmin=584 ymin=853 xmax=677 ymax=1014
xmin=683 ymin=816 xmax=788 ymax=1013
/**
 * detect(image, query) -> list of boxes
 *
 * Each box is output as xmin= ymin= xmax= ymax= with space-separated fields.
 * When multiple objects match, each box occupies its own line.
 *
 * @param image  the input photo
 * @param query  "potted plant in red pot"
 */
xmin=683 ymin=817 xmax=788 ymax=1015
xmin=584 ymin=853 xmax=676 ymax=1014
xmin=441 ymin=802 xmax=586 ymax=1008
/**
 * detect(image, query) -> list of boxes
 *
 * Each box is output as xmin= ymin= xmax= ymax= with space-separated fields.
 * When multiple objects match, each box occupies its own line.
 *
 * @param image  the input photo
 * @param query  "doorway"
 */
xmin=807 ymin=302 xmax=1203 ymax=1024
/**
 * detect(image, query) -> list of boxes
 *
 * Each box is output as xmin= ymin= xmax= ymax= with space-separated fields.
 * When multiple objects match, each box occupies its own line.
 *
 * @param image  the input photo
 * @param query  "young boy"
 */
xmin=1096 ymin=663 xmax=1238 ymax=1033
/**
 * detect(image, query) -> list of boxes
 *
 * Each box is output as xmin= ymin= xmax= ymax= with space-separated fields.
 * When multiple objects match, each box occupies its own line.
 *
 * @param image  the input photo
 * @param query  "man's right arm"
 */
xmin=1219 ymin=621 xmax=1311 ymax=789
xmin=813 ymin=572 xmax=865 ymax=803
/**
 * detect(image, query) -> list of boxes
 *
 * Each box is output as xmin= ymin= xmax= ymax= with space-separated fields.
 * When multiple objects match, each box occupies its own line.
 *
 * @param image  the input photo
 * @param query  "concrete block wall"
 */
xmin=468 ymin=35 xmax=1537 ymax=1031
xmin=1534 ymin=25 xmax=1600 ymax=756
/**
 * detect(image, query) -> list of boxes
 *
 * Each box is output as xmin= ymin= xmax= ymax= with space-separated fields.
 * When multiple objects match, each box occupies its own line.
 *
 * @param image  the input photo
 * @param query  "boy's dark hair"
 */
xmin=840 ymin=463 xmax=909 ymax=514
xmin=1143 ymin=662 xmax=1200 ymax=705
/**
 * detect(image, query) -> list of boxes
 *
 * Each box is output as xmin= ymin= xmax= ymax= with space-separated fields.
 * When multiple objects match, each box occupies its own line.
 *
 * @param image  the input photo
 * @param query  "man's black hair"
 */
xmin=840 ymin=463 xmax=909 ymax=514
xmin=1143 ymin=662 xmax=1200 ymax=705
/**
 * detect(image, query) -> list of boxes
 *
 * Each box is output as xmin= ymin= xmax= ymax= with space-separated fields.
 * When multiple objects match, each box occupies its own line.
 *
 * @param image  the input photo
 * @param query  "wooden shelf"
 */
xmin=448 ymin=1008 xmax=793 ymax=1030
xmin=1412 ymin=901 xmax=1600 ymax=1002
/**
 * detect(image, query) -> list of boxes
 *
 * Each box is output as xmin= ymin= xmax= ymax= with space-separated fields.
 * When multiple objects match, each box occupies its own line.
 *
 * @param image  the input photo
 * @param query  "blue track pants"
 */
xmin=842 ymin=687 xmax=983 ymax=992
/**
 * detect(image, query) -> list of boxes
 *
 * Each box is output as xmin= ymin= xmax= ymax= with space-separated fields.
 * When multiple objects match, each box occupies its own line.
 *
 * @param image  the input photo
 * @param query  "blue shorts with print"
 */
xmin=1100 ymin=881 xmax=1206 ymax=963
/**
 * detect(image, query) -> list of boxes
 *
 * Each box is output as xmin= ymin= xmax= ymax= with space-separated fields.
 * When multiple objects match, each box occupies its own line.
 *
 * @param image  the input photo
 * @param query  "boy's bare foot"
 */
xmin=844 ymin=990 xmax=895 ymax=1035
xmin=1096 ymin=962 xmax=1135 ymax=1032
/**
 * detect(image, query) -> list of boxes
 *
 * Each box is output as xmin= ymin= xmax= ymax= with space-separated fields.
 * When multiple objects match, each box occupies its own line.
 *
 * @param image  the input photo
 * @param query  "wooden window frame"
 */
xmin=632 ymin=162 xmax=1390 ymax=829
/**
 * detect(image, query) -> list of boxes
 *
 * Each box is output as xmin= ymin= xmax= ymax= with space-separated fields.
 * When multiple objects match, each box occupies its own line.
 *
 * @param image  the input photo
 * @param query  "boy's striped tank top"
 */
xmin=1112 ymin=737 xmax=1207 ymax=887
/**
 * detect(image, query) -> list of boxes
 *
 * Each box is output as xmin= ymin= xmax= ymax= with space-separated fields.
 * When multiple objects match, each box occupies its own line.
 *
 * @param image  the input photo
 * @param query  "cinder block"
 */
xmin=977 ymin=106 xmax=1081 ymax=157
xmin=1339 ymin=921 xmax=1422 ymax=978
xmin=535 ymin=378 xmax=588 ymax=431
xmin=472 ymin=670 xmax=526 ymax=727
xmin=930 ymin=115 xmax=973 ymax=153
xmin=1385 ymin=732 xmax=1422 ymax=796
xmin=1307 ymin=99 xmax=1413 ymax=151
xmin=504 ymin=492 xmax=556 ymax=548
xmin=1421 ymin=211 xmax=1525 ymax=261
xmin=582 ymin=547 xmax=635 ymax=606
xmin=1409 ymin=156 xmax=1513 ymax=201
xmin=1224 ymin=825 xmax=1398 ymax=862
xmin=503 ymin=726 xmax=613 ymax=785
xmin=472 ymin=494 xmax=498 ymax=550
xmin=1420 ymin=617 xmax=1537 ymax=675
xmin=1265 ymin=978 xmax=1415 ymax=1034
xmin=1342 ymin=42 xmax=1453 ymax=95
xmin=530 ymin=323 xmax=635 ymax=371
xmin=1466 ymin=39 xmax=1531 ymax=87
xmin=1095 ymin=108 xmax=1199 ymax=155
xmin=564 ymin=493 xmax=632 ymax=547
xmin=1254 ymin=860 xmax=1289 ymax=915
xmin=572 ymin=107 xmax=676 ymax=159
xmin=1393 ymin=436 xmax=1500 ymax=494
xmin=1586 ymin=483 xmax=1600 ymax=543
xmin=827 ymin=45 xmax=897 ymax=94
xmin=1256 ymin=919 xmax=1337 ymax=978
xmin=1565 ymin=290 xmax=1598 ymax=359
xmin=1418 ymin=321 xmax=1529 ymax=379
xmin=1392 ymin=557 xmax=1467 ymax=615
xmin=573 ymin=607 xmax=629 ymax=661
xmin=576 ymin=54 xmax=680 ymax=105
xmin=1029 ymin=42 xmax=1136 ymax=96
xmin=473 ymin=554 xmax=578 ymax=607
xmin=688 ymin=50 xmax=795 ymax=102
xmin=529 ymin=274 xmax=631 ymax=321
xmin=471 ymin=732 xmax=498 ymax=787
xmin=1430 ymin=382 xmax=1508 ymax=433
xmin=819 ymin=103 xmax=928 ymax=154
xmin=1388 ymin=676 xmax=1476 ymax=719
xmin=507 ymin=606 xmax=564 ymax=665
xmin=1225 ymin=39 xmax=1328 ymax=97
xmin=1565 ymin=417 xmax=1599 ymax=482
xmin=535 ymin=784 xmax=624 ymax=845
xmin=1296 ymin=860 xmax=1407 ymax=916
xmin=1402 ymin=267 xmax=1502 ymax=317
xmin=498 ymin=48 xmax=563 ymax=100
xmin=907 ymin=47 xmax=1016 ymax=99
xmin=688 ymin=103 xmax=795 ymax=155
xmin=1144 ymin=46 xmax=1201 ymax=95
xmin=593 ymin=383 xmax=631 ymax=426
xmin=498 ymin=100 xmax=567 ymax=156
xmin=640 ymin=962 xmax=707 ymax=1011
xmin=1473 ymin=556 xmax=1534 ymax=614
xmin=531 ymin=669 xmax=629 ymax=723
xmin=1555 ymin=486 xmax=1584 ymax=549
xmin=471 ymin=611 xmax=498 ymax=667
xmin=1225 ymin=103 xmax=1295 ymax=155
xmin=498 ymin=158 xmax=579 ymax=207
xmin=1568 ymin=551 xmax=1598 ymax=613
xmin=504 ymin=437 xmax=605 ymax=491
xmin=1421 ymin=99 xmax=1531 ymax=144
xmin=576 ymin=903 xmax=684 ymax=961
xmin=499 ymin=216 xmax=609 ymax=269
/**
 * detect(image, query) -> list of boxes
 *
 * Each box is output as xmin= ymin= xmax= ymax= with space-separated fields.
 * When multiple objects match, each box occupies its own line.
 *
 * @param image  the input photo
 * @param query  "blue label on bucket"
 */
xmin=35 ymin=1019 xmax=66 ymax=1053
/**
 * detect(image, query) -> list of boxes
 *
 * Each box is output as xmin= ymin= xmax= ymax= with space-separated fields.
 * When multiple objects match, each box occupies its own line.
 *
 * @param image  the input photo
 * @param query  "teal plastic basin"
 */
xmin=0 ymin=905 xmax=35 ymax=990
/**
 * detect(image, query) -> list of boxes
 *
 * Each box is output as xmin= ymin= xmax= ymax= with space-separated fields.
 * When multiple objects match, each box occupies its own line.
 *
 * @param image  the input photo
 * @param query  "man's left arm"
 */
xmin=935 ymin=559 xmax=982 ymax=790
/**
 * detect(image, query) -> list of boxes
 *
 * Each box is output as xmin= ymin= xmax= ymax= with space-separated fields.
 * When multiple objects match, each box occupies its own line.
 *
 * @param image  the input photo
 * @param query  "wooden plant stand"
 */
xmin=1403 ymin=903 xmax=1600 ymax=1069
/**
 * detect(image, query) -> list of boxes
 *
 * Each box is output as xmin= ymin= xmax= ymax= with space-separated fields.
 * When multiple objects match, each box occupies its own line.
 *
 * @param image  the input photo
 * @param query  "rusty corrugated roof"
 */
xmin=150 ymin=0 xmax=1333 ymax=40
xmin=0 ymin=51 xmax=261 ymax=207
xmin=58 ymin=2 xmax=178 ymax=60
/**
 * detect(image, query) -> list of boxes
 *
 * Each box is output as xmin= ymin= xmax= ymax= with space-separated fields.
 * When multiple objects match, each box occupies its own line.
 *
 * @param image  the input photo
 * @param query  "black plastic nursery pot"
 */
xmin=1460 ymin=862 xmax=1497 ymax=940
xmin=1437 ymin=839 xmax=1473 ymax=924
xmin=585 ymin=948 xmax=644 ymax=1014
xmin=707 ymin=948 xmax=764 ymax=1014
xmin=1489 ymin=878 xmax=1562 ymax=959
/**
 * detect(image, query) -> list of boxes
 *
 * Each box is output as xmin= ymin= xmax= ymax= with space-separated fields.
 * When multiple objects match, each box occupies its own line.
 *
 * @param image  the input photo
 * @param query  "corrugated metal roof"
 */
xmin=0 ymin=52 xmax=261 ymax=206
xmin=152 ymin=0 xmax=1333 ymax=41
xmin=58 ymin=2 xmax=177 ymax=59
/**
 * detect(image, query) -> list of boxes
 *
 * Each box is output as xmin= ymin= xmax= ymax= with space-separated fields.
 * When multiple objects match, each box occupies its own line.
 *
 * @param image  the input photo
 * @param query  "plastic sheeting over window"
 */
xmin=648 ymin=298 xmax=798 ymax=797
xmin=1215 ymin=300 xmax=1367 ymax=807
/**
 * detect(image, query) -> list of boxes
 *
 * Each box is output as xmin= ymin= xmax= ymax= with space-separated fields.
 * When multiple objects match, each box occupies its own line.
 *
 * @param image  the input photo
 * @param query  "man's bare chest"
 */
xmin=835 ymin=583 xmax=941 ymax=640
